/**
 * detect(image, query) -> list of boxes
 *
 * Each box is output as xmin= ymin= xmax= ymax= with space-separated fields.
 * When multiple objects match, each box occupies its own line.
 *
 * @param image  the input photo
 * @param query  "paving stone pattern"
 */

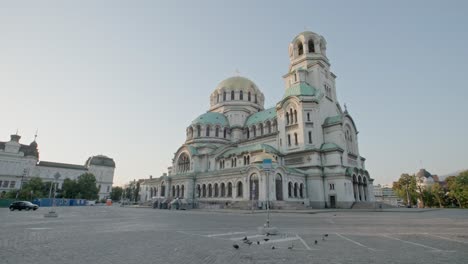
xmin=1 ymin=206 xmax=467 ymax=264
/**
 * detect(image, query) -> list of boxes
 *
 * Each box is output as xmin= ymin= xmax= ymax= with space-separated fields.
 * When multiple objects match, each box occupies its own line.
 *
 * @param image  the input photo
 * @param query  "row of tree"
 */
xmin=393 ymin=170 xmax=468 ymax=208
xmin=2 ymin=173 xmax=100 ymax=201
xmin=109 ymin=181 xmax=141 ymax=203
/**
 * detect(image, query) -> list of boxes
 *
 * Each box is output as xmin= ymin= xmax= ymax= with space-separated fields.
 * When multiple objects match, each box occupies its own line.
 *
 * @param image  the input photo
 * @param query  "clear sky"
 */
xmin=1 ymin=1 xmax=467 ymax=186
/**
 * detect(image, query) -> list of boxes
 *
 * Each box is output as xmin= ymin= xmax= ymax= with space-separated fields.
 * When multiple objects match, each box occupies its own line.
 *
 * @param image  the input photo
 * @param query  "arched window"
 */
xmin=181 ymin=185 xmax=184 ymax=198
xmin=206 ymin=125 xmax=210 ymax=137
xmin=266 ymin=121 xmax=271 ymax=134
xmin=252 ymin=126 xmax=256 ymax=137
xmin=237 ymin=181 xmax=243 ymax=197
xmin=215 ymin=127 xmax=219 ymax=137
xmin=197 ymin=185 xmax=201 ymax=198
xmin=250 ymin=174 xmax=259 ymax=200
xmin=224 ymin=128 xmax=227 ymax=138
xmin=307 ymin=112 xmax=310 ymax=121
xmin=177 ymin=153 xmax=190 ymax=173
xmin=286 ymin=112 xmax=290 ymax=125
xmin=227 ymin=182 xmax=233 ymax=197
xmin=299 ymin=183 xmax=304 ymax=198
xmin=240 ymin=91 xmax=243 ymax=100
xmin=188 ymin=127 xmax=193 ymax=139
xmin=176 ymin=185 xmax=180 ymax=197
xmin=298 ymin=42 xmax=304 ymax=55
xmin=308 ymin=39 xmax=315 ymax=53
xmin=290 ymin=109 xmax=294 ymax=123
xmin=161 ymin=182 xmax=166 ymax=197
xmin=231 ymin=90 xmax=235 ymax=100
xmin=259 ymin=123 xmax=264 ymax=136
xmin=294 ymin=182 xmax=298 ymax=197
xmin=287 ymin=134 xmax=291 ymax=146
xmin=214 ymin=183 xmax=219 ymax=197
xmin=197 ymin=125 xmax=201 ymax=137
xmin=243 ymin=156 xmax=246 ymax=165
xmin=172 ymin=186 xmax=176 ymax=197
xmin=220 ymin=183 xmax=226 ymax=197
xmin=254 ymin=94 xmax=258 ymax=103
xmin=208 ymin=184 xmax=212 ymax=197
xmin=294 ymin=133 xmax=298 ymax=145
xmin=202 ymin=184 xmax=206 ymax=197
xmin=223 ymin=91 xmax=226 ymax=101
xmin=247 ymin=156 xmax=250 ymax=165
xmin=248 ymin=92 xmax=251 ymax=101
xmin=288 ymin=182 xmax=292 ymax=198
xmin=294 ymin=110 xmax=297 ymax=123
xmin=246 ymin=129 xmax=250 ymax=139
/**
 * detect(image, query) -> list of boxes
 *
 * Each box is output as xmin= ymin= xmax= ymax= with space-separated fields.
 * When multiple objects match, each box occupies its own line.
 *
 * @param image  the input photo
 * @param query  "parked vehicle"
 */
xmin=9 ymin=201 xmax=39 ymax=211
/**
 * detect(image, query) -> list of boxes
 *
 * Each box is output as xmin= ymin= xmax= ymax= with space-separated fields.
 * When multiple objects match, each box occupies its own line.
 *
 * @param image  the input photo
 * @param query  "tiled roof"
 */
xmin=320 ymin=142 xmax=343 ymax=152
xmin=219 ymin=144 xmax=279 ymax=158
xmin=37 ymin=161 xmax=87 ymax=171
xmin=245 ymin=107 xmax=276 ymax=126
xmin=323 ymin=115 xmax=343 ymax=126
xmin=283 ymin=82 xmax=317 ymax=98
xmin=191 ymin=112 xmax=229 ymax=126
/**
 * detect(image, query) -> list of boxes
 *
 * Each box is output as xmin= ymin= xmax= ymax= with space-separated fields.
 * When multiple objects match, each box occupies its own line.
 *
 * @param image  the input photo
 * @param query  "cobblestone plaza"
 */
xmin=1 ymin=207 xmax=468 ymax=264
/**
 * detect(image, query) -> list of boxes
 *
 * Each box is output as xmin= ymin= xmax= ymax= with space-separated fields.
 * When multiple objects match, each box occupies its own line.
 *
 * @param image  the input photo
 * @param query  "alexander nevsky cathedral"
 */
xmin=141 ymin=31 xmax=375 ymax=209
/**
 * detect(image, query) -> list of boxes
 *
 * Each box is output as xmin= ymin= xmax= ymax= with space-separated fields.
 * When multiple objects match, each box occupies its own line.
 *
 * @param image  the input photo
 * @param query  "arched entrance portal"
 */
xmin=250 ymin=174 xmax=259 ymax=200
xmin=275 ymin=174 xmax=283 ymax=201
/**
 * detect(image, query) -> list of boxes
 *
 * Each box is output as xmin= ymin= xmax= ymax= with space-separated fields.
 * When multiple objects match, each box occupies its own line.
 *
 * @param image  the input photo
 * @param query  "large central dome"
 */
xmin=210 ymin=76 xmax=265 ymax=110
xmin=214 ymin=76 xmax=262 ymax=94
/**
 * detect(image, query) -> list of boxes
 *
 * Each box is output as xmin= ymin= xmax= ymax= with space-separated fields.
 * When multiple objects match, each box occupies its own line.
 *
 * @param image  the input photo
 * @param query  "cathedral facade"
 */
xmin=141 ymin=31 xmax=374 ymax=209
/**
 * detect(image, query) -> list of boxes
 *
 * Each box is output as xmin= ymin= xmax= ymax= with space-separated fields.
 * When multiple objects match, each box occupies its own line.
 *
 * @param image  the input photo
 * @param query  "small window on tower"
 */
xmin=307 ymin=112 xmax=310 ymax=121
xmin=298 ymin=42 xmax=304 ymax=55
xmin=308 ymin=39 xmax=315 ymax=53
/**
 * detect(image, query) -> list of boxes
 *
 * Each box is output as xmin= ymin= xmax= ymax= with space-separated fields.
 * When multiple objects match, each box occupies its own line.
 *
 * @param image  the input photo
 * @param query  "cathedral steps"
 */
xmin=271 ymin=201 xmax=308 ymax=210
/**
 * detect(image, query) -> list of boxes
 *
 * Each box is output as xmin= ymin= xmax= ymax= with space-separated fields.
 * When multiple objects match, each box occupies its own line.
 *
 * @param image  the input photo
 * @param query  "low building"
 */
xmin=373 ymin=184 xmax=402 ymax=207
xmin=0 ymin=133 xmax=115 ymax=199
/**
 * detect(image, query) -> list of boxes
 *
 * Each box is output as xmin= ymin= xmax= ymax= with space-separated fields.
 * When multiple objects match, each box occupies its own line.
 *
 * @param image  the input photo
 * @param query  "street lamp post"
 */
xmin=45 ymin=173 xmax=60 ymax=218
xmin=253 ymin=153 xmax=278 ymax=235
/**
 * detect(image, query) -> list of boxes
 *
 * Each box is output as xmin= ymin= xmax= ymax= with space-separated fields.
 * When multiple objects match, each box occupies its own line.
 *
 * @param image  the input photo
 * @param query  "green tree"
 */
xmin=76 ymin=173 xmax=99 ymax=200
xmin=431 ymin=183 xmax=446 ymax=208
xmin=61 ymin=178 xmax=79 ymax=198
xmin=393 ymin=174 xmax=417 ymax=206
xmin=110 ymin=186 xmax=123 ymax=201
xmin=6 ymin=177 xmax=46 ymax=200
xmin=134 ymin=181 xmax=140 ymax=202
xmin=447 ymin=171 xmax=468 ymax=208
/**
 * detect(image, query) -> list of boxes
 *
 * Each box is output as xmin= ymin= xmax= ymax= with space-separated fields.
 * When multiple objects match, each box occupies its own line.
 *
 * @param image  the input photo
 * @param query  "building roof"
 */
xmin=320 ymin=142 xmax=344 ymax=152
xmin=219 ymin=144 xmax=279 ymax=158
xmin=37 ymin=161 xmax=87 ymax=171
xmin=85 ymin=155 xmax=116 ymax=168
xmin=0 ymin=141 xmax=39 ymax=158
xmin=323 ymin=115 xmax=343 ymax=127
xmin=214 ymin=76 xmax=262 ymax=94
xmin=191 ymin=112 xmax=229 ymax=126
xmin=416 ymin=169 xmax=432 ymax=179
xmin=283 ymin=82 xmax=317 ymax=98
xmin=245 ymin=107 xmax=276 ymax=126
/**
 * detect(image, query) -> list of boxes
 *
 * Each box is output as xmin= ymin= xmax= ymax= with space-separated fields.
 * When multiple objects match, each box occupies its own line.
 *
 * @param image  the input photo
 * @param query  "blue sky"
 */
xmin=1 ymin=1 xmax=467 ymax=185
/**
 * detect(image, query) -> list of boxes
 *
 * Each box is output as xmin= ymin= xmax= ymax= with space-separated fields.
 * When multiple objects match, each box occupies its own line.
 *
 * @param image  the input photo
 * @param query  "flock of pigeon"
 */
xmin=233 ymin=233 xmax=329 ymax=250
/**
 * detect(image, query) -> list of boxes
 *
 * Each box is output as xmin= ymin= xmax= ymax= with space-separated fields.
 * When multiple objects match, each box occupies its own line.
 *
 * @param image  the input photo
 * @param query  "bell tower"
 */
xmin=283 ymin=31 xmax=337 ymax=102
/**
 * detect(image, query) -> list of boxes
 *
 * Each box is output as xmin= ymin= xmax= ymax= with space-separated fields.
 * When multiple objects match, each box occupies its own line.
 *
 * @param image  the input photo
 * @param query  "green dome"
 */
xmin=191 ymin=112 xmax=229 ymax=126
